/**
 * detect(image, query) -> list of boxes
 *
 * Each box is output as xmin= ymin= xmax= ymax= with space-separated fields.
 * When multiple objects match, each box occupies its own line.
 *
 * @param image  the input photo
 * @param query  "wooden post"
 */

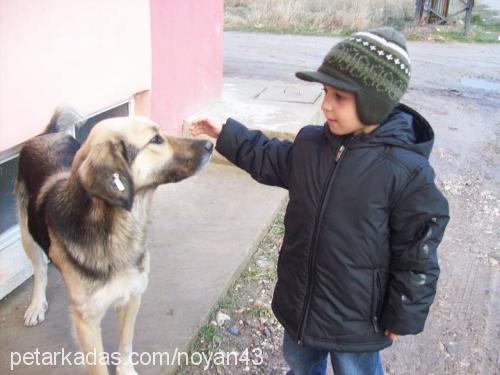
xmin=464 ymin=0 xmax=474 ymax=37
xmin=444 ymin=0 xmax=450 ymax=18
xmin=429 ymin=0 xmax=436 ymax=23
xmin=415 ymin=0 xmax=424 ymax=23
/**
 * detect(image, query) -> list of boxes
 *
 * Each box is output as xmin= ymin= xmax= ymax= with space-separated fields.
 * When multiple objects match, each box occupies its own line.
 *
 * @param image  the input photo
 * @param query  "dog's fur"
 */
xmin=15 ymin=108 xmax=213 ymax=375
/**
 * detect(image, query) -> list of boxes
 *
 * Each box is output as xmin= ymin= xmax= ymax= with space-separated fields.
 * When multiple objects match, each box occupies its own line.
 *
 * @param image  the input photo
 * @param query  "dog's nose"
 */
xmin=204 ymin=141 xmax=214 ymax=153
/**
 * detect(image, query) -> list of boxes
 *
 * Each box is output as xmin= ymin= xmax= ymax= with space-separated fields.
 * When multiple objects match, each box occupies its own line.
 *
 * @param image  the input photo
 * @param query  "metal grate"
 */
xmin=0 ymin=156 xmax=19 ymax=235
xmin=75 ymin=102 xmax=130 ymax=143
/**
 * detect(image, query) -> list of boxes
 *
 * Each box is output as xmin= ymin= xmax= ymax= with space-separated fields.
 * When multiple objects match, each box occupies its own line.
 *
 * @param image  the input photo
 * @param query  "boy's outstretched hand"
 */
xmin=384 ymin=330 xmax=399 ymax=341
xmin=190 ymin=119 xmax=222 ymax=139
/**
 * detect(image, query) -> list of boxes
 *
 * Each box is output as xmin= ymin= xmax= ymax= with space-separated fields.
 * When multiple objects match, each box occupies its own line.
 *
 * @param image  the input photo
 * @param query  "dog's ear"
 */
xmin=78 ymin=140 xmax=134 ymax=211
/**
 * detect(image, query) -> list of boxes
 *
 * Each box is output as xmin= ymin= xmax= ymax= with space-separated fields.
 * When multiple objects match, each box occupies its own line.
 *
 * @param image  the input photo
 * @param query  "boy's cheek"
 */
xmin=327 ymin=121 xmax=345 ymax=135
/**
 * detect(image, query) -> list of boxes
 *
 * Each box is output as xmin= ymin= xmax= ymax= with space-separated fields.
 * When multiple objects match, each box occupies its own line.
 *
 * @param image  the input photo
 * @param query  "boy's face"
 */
xmin=321 ymin=85 xmax=375 ymax=136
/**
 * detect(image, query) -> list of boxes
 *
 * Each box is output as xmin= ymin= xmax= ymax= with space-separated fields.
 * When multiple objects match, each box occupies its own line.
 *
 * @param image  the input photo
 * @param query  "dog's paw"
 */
xmin=24 ymin=299 xmax=48 ymax=326
xmin=116 ymin=364 xmax=138 ymax=375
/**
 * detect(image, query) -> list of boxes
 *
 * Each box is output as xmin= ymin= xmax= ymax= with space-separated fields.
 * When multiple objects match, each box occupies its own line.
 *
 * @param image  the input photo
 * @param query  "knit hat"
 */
xmin=296 ymin=27 xmax=411 ymax=125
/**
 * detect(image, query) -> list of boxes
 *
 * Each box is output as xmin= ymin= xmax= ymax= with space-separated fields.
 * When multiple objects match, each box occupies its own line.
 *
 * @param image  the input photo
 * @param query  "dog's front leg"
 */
xmin=73 ymin=312 xmax=109 ymax=375
xmin=115 ymin=294 xmax=142 ymax=375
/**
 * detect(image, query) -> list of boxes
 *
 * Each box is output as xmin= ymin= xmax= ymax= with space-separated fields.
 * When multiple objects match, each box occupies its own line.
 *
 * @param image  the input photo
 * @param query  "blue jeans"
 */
xmin=283 ymin=332 xmax=384 ymax=375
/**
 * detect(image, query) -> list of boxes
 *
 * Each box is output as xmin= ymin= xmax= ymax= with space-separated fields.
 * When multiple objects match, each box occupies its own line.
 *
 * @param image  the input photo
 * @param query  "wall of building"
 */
xmin=0 ymin=0 xmax=224 ymax=298
xmin=150 ymin=0 xmax=224 ymax=135
xmin=0 ymin=0 xmax=152 ymax=151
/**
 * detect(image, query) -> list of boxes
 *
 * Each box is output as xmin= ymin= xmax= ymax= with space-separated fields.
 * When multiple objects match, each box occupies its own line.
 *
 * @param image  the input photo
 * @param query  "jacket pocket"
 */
xmin=371 ymin=270 xmax=382 ymax=333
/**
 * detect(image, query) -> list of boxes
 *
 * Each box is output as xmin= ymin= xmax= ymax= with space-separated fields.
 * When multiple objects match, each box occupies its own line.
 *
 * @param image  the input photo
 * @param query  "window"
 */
xmin=0 ymin=101 xmax=131 ymax=252
xmin=0 ymin=153 xmax=21 ymax=250
xmin=75 ymin=102 xmax=129 ymax=143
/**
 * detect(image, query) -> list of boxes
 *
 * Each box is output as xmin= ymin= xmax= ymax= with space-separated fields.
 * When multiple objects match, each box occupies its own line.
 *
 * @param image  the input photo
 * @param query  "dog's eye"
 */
xmin=150 ymin=135 xmax=164 ymax=145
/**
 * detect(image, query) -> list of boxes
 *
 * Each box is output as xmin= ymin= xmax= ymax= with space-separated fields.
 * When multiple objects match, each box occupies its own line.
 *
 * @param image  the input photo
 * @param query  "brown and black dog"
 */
xmin=15 ymin=108 xmax=213 ymax=375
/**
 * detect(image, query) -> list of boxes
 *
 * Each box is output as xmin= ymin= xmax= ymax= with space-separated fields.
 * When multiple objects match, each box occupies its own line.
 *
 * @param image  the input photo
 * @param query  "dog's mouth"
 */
xmin=161 ymin=139 xmax=213 ymax=184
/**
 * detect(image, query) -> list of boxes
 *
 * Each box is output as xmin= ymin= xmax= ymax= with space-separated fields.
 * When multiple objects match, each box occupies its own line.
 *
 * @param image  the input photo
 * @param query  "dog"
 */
xmin=15 ymin=108 xmax=213 ymax=375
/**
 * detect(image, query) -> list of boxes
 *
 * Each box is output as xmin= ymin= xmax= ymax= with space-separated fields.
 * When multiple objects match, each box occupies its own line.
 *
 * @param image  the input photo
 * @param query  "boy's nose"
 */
xmin=322 ymin=103 xmax=333 ymax=113
xmin=321 ymin=98 xmax=333 ymax=112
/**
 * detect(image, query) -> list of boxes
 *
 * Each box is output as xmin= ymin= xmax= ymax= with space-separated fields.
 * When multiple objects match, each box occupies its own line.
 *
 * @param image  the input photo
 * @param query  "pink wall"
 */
xmin=150 ymin=0 xmax=224 ymax=135
xmin=0 ymin=0 xmax=223 ymax=150
xmin=0 ymin=0 xmax=151 ymax=151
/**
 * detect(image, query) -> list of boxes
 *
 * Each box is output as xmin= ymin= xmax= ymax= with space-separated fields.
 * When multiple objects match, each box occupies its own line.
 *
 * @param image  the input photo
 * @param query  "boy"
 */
xmin=190 ymin=28 xmax=449 ymax=375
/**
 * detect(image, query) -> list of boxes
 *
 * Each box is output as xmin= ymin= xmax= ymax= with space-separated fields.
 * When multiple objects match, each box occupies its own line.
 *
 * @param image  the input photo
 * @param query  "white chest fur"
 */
xmin=77 ymin=253 xmax=150 ymax=321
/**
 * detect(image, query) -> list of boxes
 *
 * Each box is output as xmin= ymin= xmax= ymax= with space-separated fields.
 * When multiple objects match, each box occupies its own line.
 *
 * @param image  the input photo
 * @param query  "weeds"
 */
xmin=178 ymin=208 xmax=287 ymax=374
xmin=225 ymin=0 xmax=415 ymax=35
xmin=407 ymin=5 xmax=500 ymax=43
xmin=225 ymin=0 xmax=500 ymax=43
xmin=198 ymin=323 xmax=221 ymax=350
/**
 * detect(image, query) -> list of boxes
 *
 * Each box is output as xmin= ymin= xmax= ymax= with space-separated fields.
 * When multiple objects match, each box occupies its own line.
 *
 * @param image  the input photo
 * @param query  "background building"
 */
xmin=0 ymin=0 xmax=223 ymax=298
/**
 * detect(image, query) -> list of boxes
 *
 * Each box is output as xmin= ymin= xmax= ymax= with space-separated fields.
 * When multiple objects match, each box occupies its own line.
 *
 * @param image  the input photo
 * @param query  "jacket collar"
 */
xmin=321 ymin=103 xmax=435 ymax=159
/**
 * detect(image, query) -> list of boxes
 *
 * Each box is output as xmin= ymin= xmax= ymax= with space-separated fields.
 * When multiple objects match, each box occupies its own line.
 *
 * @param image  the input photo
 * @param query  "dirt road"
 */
xmin=223 ymin=32 xmax=500 ymax=374
xmin=479 ymin=0 xmax=500 ymax=16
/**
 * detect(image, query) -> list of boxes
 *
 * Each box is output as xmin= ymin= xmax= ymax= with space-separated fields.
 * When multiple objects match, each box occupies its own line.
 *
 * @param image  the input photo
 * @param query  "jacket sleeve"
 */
xmin=215 ymin=118 xmax=293 ymax=189
xmin=381 ymin=164 xmax=449 ymax=335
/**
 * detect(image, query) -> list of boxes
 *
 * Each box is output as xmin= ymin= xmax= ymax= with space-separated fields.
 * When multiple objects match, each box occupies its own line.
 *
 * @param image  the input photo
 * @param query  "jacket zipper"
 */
xmin=372 ymin=271 xmax=382 ymax=333
xmin=296 ymin=141 xmax=348 ymax=344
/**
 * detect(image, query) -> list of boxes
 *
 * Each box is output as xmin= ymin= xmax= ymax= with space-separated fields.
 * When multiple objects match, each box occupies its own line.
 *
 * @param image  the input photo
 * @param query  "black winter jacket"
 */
xmin=216 ymin=103 xmax=449 ymax=352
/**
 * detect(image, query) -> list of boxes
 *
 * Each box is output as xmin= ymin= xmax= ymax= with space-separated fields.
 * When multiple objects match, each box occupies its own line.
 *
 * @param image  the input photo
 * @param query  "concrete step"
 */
xmin=0 ymin=77 xmax=323 ymax=375
xmin=0 ymin=237 xmax=33 ymax=301
xmin=182 ymin=78 xmax=324 ymax=165
xmin=0 ymin=163 xmax=288 ymax=375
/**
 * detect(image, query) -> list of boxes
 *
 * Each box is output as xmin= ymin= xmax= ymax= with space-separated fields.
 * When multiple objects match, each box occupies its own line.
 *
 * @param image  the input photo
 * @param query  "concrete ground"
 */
xmin=0 ymin=31 xmax=328 ymax=374
xmin=222 ymin=32 xmax=500 ymax=374
xmin=1 ymin=29 xmax=499 ymax=375
xmin=0 ymin=163 xmax=289 ymax=374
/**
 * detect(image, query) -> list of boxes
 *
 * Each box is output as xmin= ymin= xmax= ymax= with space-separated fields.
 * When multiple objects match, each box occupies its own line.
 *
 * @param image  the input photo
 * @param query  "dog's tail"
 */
xmin=44 ymin=106 xmax=85 ymax=134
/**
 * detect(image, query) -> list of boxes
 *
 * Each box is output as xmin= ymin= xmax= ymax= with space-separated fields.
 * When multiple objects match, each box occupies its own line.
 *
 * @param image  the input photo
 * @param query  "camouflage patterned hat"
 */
xmin=296 ymin=27 xmax=411 ymax=125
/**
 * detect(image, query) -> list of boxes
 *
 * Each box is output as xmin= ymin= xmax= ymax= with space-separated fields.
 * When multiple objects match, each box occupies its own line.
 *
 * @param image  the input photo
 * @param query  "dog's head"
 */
xmin=73 ymin=116 xmax=213 ymax=210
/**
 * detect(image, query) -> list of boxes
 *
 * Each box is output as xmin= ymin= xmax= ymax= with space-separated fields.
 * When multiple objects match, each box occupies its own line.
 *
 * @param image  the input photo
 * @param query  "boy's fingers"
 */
xmin=190 ymin=119 xmax=220 ymax=139
xmin=190 ymin=123 xmax=211 ymax=137
xmin=192 ymin=119 xmax=209 ymax=127
xmin=384 ymin=330 xmax=399 ymax=340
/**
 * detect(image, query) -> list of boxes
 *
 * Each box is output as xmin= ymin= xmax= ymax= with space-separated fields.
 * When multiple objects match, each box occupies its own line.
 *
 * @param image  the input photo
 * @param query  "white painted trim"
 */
xmin=0 ymin=145 xmax=21 ymax=163
xmin=0 ymin=99 xmax=134 ymax=299
xmin=0 ymin=238 xmax=33 ymax=300
xmin=129 ymin=96 xmax=136 ymax=116
xmin=0 ymin=226 xmax=20 ymax=250
xmin=84 ymin=98 xmax=132 ymax=119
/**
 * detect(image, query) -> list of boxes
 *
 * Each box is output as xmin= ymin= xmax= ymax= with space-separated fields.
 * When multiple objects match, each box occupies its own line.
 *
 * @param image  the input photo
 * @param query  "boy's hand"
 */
xmin=190 ymin=118 xmax=222 ymax=139
xmin=384 ymin=330 xmax=399 ymax=340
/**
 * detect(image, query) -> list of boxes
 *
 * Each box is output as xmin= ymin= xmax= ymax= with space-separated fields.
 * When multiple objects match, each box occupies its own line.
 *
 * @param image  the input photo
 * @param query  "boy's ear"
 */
xmin=78 ymin=141 xmax=134 ymax=210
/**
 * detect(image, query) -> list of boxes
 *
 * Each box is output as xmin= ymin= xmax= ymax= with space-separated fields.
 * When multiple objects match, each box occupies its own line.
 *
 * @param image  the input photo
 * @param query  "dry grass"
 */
xmin=177 ymin=209 xmax=287 ymax=374
xmin=225 ymin=0 xmax=416 ymax=35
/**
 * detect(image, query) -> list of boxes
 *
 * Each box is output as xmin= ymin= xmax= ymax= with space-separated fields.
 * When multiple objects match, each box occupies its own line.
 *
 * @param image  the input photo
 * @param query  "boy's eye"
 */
xmin=150 ymin=135 xmax=164 ymax=145
xmin=335 ymin=93 xmax=344 ymax=100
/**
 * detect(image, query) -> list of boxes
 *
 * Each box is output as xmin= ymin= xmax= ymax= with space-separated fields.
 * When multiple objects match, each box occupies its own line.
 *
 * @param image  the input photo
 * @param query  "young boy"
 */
xmin=191 ymin=27 xmax=449 ymax=375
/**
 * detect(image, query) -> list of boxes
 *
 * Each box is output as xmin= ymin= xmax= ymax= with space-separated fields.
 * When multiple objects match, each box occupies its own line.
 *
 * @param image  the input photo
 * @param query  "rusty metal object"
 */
xmin=415 ymin=0 xmax=475 ymax=36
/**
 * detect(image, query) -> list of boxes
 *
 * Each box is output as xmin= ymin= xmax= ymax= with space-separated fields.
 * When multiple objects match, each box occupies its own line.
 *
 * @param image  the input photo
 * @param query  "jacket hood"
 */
xmin=323 ymin=103 xmax=435 ymax=159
